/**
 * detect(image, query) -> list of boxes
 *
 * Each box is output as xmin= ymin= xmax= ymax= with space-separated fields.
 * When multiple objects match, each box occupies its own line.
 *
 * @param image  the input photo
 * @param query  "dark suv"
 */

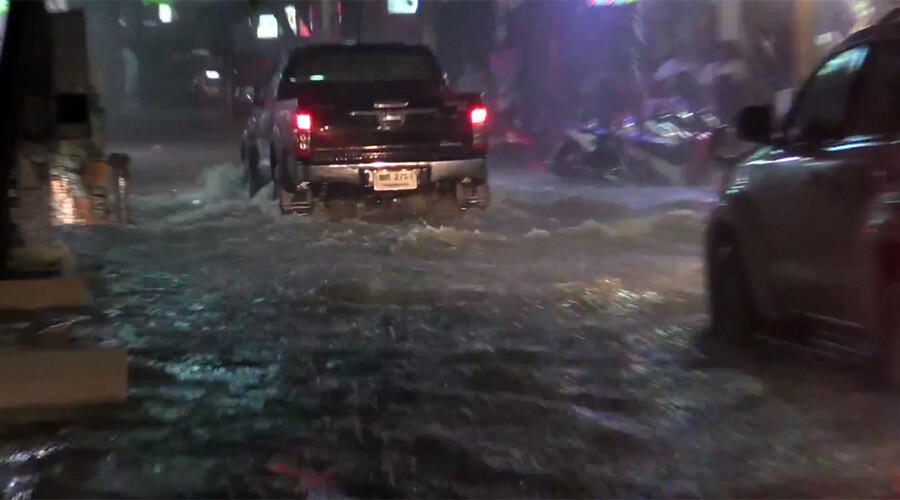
xmin=706 ymin=14 xmax=900 ymax=381
xmin=241 ymin=44 xmax=490 ymax=214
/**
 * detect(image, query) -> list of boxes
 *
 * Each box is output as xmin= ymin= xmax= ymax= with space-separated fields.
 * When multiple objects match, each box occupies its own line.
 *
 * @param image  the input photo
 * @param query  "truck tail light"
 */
xmin=295 ymin=111 xmax=312 ymax=156
xmin=470 ymin=106 xmax=487 ymax=151
xmin=470 ymin=107 xmax=487 ymax=126
xmin=296 ymin=112 xmax=312 ymax=132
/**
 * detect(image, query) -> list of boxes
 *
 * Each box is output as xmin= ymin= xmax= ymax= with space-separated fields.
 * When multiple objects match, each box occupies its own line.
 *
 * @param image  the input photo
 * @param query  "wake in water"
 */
xmin=119 ymin=164 xmax=715 ymax=253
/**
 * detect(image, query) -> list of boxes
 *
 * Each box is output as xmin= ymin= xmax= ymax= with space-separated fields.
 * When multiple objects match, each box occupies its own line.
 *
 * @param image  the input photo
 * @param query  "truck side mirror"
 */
xmin=737 ymin=105 xmax=773 ymax=144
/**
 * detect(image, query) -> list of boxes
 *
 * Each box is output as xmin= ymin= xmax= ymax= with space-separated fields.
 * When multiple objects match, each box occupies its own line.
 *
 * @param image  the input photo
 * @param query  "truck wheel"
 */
xmin=708 ymin=238 xmax=756 ymax=345
xmin=473 ymin=183 xmax=491 ymax=210
xmin=454 ymin=180 xmax=490 ymax=210
xmin=277 ymin=182 xmax=292 ymax=214
xmin=275 ymin=167 xmax=313 ymax=216
xmin=272 ymin=153 xmax=289 ymax=213
xmin=270 ymin=148 xmax=278 ymax=201
xmin=245 ymin=145 xmax=262 ymax=197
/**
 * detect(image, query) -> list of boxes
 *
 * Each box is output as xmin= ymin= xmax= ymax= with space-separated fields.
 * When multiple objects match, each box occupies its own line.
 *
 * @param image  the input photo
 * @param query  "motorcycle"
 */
xmin=552 ymin=117 xmax=636 ymax=183
xmin=552 ymin=106 xmax=726 ymax=186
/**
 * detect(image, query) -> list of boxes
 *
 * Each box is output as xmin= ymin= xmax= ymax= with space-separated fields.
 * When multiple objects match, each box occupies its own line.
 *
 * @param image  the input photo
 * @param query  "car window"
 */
xmin=849 ymin=42 xmax=900 ymax=135
xmin=283 ymin=48 xmax=440 ymax=84
xmin=785 ymin=45 xmax=869 ymax=143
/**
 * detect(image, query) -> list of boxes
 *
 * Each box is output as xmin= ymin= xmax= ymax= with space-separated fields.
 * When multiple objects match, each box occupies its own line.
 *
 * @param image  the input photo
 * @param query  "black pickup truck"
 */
xmin=241 ymin=44 xmax=490 ymax=215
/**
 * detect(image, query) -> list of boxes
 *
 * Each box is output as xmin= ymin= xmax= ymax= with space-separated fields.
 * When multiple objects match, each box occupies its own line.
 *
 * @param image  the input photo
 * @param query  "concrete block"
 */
xmin=6 ymin=245 xmax=69 ymax=274
xmin=0 ymin=277 xmax=91 ymax=310
xmin=0 ymin=347 xmax=127 ymax=410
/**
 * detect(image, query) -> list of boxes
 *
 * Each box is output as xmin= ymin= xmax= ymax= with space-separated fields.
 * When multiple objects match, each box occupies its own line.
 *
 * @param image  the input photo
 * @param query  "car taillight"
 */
xmin=296 ymin=112 xmax=312 ymax=132
xmin=470 ymin=107 xmax=487 ymax=126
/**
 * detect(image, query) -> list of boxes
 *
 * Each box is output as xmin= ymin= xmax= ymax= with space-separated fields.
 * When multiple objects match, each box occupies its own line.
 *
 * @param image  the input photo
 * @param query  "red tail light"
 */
xmin=470 ymin=107 xmax=487 ymax=126
xmin=295 ymin=111 xmax=312 ymax=156
xmin=296 ymin=112 xmax=312 ymax=131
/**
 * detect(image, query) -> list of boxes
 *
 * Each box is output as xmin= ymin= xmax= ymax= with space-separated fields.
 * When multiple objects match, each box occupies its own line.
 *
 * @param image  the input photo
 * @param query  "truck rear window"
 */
xmin=286 ymin=49 xmax=439 ymax=83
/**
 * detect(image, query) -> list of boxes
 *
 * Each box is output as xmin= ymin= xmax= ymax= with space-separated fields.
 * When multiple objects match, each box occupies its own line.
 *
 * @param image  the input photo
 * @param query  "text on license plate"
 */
xmin=373 ymin=169 xmax=418 ymax=191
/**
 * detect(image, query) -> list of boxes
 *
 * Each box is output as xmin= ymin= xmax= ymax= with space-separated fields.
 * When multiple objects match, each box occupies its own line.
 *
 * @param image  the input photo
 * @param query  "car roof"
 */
xmin=831 ymin=9 xmax=900 ymax=54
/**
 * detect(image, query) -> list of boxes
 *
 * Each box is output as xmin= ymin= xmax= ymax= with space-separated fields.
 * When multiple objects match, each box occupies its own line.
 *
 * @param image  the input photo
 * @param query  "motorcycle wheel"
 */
xmin=551 ymin=140 xmax=584 ymax=178
xmin=589 ymin=136 xmax=639 ymax=186
xmin=601 ymin=146 xmax=638 ymax=186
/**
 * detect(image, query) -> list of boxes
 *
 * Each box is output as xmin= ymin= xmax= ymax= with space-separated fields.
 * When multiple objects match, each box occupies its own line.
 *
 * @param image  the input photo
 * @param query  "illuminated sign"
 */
xmin=158 ymin=3 xmax=172 ymax=23
xmin=587 ymin=0 xmax=637 ymax=5
xmin=387 ymin=0 xmax=418 ymax=14
xmin=285 ymin=5 xmax=297 ymax=34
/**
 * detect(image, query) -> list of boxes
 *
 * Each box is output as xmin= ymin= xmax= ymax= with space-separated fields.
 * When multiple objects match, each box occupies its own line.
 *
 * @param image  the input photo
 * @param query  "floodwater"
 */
xmin=4 ymin=164 xmax=900 ymax=499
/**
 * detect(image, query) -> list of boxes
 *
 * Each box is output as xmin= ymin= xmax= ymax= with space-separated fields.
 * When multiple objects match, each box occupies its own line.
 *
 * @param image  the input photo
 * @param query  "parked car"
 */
xmin=240 ymin=44 xmax=490 ymax=215
xmin=705 ymin=13 xmax=900 ymax=382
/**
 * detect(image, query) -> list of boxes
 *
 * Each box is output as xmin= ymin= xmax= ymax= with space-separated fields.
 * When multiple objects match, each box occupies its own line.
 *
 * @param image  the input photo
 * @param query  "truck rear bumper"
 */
xmin=308 ymin=158 xmax=486 ymax=186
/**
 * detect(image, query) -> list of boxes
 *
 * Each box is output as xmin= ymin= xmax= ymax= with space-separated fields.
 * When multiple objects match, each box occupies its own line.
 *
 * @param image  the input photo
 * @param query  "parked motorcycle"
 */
xmin=552 ymin=107 xmax=725 ymax=186
xmin=552 ymin=118 xmax=635 ymax=183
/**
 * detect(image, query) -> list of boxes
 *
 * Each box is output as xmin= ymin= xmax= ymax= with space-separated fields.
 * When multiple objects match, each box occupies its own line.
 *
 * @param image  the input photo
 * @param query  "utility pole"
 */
xmin=319 ymin=0 xmax=336 ymax=41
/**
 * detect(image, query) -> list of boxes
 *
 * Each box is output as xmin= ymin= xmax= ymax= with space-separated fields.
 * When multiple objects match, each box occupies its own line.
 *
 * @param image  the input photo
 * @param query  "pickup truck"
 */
xmin=706 ymin=11 xmax=900 ymax=383
xmin=241 ymin=44 xmax=490 ymax=215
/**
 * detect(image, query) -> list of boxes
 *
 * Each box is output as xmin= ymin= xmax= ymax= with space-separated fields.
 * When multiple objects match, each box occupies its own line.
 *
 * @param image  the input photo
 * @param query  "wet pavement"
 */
xmin=4 ymin=150 xmax=900 ymax=498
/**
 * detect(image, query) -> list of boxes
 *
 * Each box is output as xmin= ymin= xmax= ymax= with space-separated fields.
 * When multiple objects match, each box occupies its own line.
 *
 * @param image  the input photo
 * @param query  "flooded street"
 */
xmin=4 ymin=147 xmax=900 ymax=498
xmin=7 ymin=0 xmax=900 ymax=495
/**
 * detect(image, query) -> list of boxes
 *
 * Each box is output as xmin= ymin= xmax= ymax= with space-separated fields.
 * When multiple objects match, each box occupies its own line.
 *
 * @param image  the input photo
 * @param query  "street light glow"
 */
xmin=285 ymin=5 xmax=297 ymax=34
xmin=387 ymin=0 xmax=418 ymax=14
xmin=257 ymin=14 xmax=278 ymax=39
xmin=158 ymin=3 xmax=172 ymax=23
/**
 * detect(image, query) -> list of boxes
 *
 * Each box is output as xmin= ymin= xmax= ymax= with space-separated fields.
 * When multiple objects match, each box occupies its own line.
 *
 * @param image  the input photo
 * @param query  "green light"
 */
xmin=309 ymin=74 xmax=325 ymax=81
xmin=0 ymin=0 xmax=9 ymax=14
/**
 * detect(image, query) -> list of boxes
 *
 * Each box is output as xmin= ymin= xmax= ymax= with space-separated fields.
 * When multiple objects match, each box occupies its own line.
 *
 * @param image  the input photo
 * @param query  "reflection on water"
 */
xmin=50 ymin=172 xmax=78 ymax=225
xmin=50 ymin=162 xmax=129 ymax=226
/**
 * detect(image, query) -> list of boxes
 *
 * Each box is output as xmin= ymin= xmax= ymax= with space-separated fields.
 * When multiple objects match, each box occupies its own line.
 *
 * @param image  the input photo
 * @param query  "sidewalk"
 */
xmin=1 ymin=143 xmax=128 ymax=416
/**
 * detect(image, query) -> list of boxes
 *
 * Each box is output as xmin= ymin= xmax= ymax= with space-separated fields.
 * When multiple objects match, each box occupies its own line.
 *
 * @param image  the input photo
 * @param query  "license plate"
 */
xmin=373 ymin=169 xmax=418 ymax=191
